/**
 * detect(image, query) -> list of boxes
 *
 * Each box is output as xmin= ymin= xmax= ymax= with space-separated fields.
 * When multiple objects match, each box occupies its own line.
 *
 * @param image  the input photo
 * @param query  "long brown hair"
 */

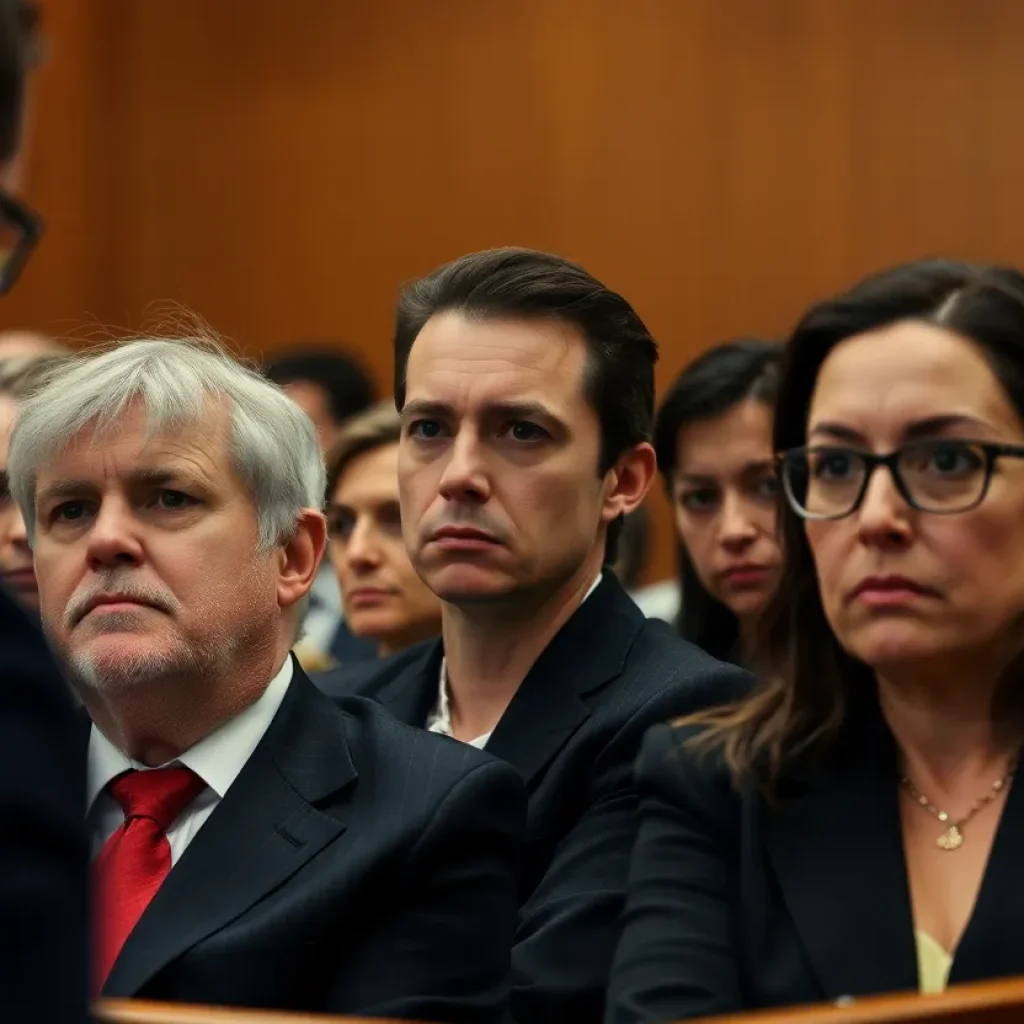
xmin=679 ymin=259 xmax=1024 ymax=792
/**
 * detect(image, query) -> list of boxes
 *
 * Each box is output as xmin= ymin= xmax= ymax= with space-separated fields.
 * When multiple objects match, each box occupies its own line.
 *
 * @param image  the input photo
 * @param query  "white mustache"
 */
xmin=64 ymin=572 xmax=178 ymax=628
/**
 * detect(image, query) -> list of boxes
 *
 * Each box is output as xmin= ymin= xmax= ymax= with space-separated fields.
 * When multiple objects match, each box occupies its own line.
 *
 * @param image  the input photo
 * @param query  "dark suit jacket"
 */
xmin=316 ymin=574 xmax=751 ymax=1023
xmin=606 ymin=695 xmax=1024 ymax=1024
xmin=97 ymin=666 xmax=526 ymax=1024
xmin=0 ymin=585 xmax=88 ymax=1024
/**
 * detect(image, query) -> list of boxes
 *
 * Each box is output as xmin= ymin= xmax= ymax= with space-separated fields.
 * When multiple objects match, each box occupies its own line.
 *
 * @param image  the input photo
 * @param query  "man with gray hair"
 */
xmin=10 ymin=333 xmax=525 ymax=1020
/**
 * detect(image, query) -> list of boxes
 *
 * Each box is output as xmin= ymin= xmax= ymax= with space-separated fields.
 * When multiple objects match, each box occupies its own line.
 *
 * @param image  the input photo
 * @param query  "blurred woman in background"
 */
xmin=321 ymin=403 xmax=442 ymax=663
xmin=652 ymin=339 xmax=783 ymax=663
xmin=608 ymin=260 xmax=1024 ymax=1021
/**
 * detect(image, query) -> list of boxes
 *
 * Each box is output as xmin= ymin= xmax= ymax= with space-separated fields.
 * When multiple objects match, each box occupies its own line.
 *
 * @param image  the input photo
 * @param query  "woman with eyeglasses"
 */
xmin=606 ymin=260 xmax=1024 ymax=1023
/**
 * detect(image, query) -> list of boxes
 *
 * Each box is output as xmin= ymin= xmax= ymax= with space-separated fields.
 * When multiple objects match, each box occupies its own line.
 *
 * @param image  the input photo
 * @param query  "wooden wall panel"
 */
xmin=8 ymin=0 xmax=1024 ymax=581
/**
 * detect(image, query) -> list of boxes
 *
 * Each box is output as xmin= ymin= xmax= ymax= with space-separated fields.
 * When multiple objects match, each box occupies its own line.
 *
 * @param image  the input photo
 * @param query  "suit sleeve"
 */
xmin=605 ymin=723 xmax=743 ymax=1024
xmin=0 ymin=586 xmax=89 ymax=1021
xmin=326 ymin=757 xmax=526 ymax=1024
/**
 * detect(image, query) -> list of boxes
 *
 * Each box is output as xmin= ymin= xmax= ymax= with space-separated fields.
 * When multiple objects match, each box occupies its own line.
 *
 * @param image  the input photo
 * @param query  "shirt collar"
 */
xmin=437 ymin=570 xmax=604 ymax=708
xmin=86 ymin=656 xmax=294 ymax=812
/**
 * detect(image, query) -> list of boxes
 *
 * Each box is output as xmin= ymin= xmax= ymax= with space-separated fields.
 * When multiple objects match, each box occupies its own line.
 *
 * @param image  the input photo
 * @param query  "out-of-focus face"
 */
xmin=672 ymin=399 xmax=781 ymax=619
xmin=33 ymin=400 xmax=305 ymax=698
xmin=282 ymin=379 xmax=339 ymax=451
xmin=0 ymin=390 xmax=35 ymax=605
xmin=804 ymin=322 xmax=1024 ymax=680
xmin=329 ymin=442 xmax=441 ymax=655
xmin=398 ymin=312 xmax=652 ymax=607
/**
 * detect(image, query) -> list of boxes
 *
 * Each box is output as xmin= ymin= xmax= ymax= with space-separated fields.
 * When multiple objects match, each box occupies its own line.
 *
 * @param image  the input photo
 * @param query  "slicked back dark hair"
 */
xmin=393 ymin=247 xmax=658 ymax=475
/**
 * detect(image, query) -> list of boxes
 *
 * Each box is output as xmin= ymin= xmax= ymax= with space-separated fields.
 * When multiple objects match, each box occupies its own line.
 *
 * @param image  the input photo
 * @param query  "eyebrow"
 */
xmin=807 ymin=414 xmax=993 ymax=445
xmin=402 ymin=398 xmax=565 ymax=427
xmin=676 ymin=459 xmax=775 ymax=483
xmin=36 ymin=467 xmax=202 ymax=506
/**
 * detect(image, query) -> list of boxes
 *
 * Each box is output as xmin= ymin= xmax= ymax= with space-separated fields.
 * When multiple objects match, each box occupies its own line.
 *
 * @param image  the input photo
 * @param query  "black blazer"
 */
xmin=97 ymin=665 xmax=526 ymax=1024
xmin=606 ymin=698 xmax=1024 ymax=1023
xmin=0 ymin=586 xmax=89 ymax=1024
xmin=317 ymin=574 xmax=751 ymax=1023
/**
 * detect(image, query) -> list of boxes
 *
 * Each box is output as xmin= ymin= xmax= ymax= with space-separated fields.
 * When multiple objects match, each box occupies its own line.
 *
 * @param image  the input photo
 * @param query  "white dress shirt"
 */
xmin=86 ymin=657 xmax=293 ymax=864
xmin=426 ymin=573 xmax=604 ymax=748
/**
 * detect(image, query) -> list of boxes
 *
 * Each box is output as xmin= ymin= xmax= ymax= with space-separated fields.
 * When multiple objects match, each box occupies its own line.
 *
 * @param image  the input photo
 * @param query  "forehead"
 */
xmin=404 ymin=312 xmax=589 ymax=413
xmin=37 ymin=401 xmax=232 ymax=486
xmin=333 ymin=443 xmax=399 ymax=502
xmin=810 ymin=322 xmax=1022 ymax=434
xmin=676 ymin=400 xmax=774 ymax=475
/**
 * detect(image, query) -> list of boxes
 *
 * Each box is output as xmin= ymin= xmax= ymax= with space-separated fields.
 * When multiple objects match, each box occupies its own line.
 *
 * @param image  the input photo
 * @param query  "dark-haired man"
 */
xmin=317 ymin=247 xmax=750 ymax=1022
xmin=0 ymin=3 xmax=90 ymax=1021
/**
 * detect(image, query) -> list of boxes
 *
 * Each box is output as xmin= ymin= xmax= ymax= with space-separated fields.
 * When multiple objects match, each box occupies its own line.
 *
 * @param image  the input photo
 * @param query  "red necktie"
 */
xmin=94 ymin=766 xmax=206 ymax=991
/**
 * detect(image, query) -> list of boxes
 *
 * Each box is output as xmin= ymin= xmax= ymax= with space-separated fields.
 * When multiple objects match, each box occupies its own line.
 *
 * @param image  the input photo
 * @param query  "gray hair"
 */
xmin=8 ymin=334 xmax=326 ymax=551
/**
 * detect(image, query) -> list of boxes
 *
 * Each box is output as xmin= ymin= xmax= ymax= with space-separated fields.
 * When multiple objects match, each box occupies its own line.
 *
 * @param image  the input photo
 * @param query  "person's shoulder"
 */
xmin=333 ymin=693 xmax=518 ymax=792
xmin=612 ymin=618 xmax=755 ymax=723
xmin=635 ymin=720 xmax=742 ymax=819
xmin=312 ymin=641 xmax=431 ymax=699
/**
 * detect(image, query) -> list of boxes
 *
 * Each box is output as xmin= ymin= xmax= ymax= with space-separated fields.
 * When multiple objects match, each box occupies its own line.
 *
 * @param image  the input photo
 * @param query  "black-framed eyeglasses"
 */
xmin=0 ymin=187 xmax=43 ymax=295
xmin=779 ymin=439 xmax=1024 ymax=521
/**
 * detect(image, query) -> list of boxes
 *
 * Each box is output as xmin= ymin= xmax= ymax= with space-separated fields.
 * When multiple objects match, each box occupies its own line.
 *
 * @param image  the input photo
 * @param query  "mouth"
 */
xmin=346 ymin=587 xmax=398 ymax=606
xmin=848 ymin=575 xmax=937 ymax=607
xmin=79 ymin=594 xmax=158 ymax=623
xmin=3 ymin=567 xmax=36 ymax=589
xmin=429 ymin=526 xmax=501 ymax=551
xmin=720 ymin=564 xmax=774 ymax=588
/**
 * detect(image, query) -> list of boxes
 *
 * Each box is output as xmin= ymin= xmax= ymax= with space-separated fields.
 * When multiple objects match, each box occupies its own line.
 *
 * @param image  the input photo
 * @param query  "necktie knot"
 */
xmin=109 ymin=766 xmax=205 ymax=831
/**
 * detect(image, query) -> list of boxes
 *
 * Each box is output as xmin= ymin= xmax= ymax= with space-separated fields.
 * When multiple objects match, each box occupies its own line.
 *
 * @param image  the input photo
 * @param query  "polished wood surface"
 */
xmin=95 ymin=977 xmax=1024 ymax=1023
xmin=95 ymin=999 xmax=411 ymax=1024
xmin=686 ymin=976 xmax=1024 ymax=1022
xmin=11 ymin=0 xmax=1024 ymax=580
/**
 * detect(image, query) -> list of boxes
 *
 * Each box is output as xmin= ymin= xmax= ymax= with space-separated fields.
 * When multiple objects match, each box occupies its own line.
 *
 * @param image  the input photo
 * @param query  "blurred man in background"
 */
xmin=0 ymin=326 xmax=66 ymax=357
xmin=266 ymin=343 xmax=378 ymax=667
xmin=0 ymin=352 xmax=62 ymax=610
xmin=0 ymin=3 xmax=89 ymax=1021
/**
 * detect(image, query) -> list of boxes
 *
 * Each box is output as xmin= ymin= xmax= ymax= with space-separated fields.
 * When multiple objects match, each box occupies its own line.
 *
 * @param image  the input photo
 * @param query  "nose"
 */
xmin=718 ymin=493 xmax=759 ymax=551
xmin=85 ymin=498 xmax=145 ymax=571
xmin=438 ymin=430 xmax=491 ymax=505
xmin=345 ymin=518 xmax=384 ymax=573
xmin=856 ymin=465 xmax=913 ymax=548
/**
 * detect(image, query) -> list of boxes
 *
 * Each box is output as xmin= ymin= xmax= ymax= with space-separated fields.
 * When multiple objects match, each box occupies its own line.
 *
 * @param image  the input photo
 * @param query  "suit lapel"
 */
xmin=374 ymin=642 xmax=443 ymax=727
xmin=485 ymin=575 xmax=644 ymax=785
xmin=764 ymin=701 xmax=919 ymax=999
xmin=951 ymin=756 xmax=1024 ymax=981
xmin=103 ymin=670 xmax=357 ymax=998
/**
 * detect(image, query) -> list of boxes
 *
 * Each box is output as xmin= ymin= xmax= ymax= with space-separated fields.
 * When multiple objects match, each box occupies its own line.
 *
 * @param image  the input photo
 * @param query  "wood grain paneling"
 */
xmin=9 ymin=0 xmax=1024 ymax=580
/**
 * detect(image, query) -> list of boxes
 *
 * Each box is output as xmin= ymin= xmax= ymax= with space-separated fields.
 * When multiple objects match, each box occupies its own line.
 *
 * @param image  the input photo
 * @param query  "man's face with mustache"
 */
xmin=32 ymin=400 xmax=279 ymax=694
xmin=397 ymin=312 xmax=615 ymax=606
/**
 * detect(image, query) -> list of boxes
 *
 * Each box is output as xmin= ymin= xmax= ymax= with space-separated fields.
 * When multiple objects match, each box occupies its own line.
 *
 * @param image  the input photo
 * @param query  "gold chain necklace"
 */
xmin=899 ymin=756 xmax=1018 ymax=851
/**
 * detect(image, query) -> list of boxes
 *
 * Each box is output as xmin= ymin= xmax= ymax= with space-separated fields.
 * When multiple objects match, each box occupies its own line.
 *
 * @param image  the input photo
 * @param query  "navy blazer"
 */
xmin=317 ymin=573 xmax=750 ymax=1023
xmin=96 ymin=665 xmax=526 ymax=1023
xmin=0 ymin=585 xmax=88 ymax=1024
xmin=607 ymin=694 xmax=1024 ymax=1022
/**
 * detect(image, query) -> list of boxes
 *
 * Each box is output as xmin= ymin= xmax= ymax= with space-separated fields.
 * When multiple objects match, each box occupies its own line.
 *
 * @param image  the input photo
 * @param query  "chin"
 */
xmin=722 ymin=590 xmax=771 ymax=619
xmin=69 ymin=636 xmax=191 ymax=690
xmin=837 ymin=619 xmax=951 ymax=672
xmin=420 ymin=562 xmax=509 ymax=601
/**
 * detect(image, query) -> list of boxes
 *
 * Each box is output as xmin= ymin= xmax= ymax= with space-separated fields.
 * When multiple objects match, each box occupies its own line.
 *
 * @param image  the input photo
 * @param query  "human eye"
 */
xmin=679 ymin=487 xmax=719 ymax=514
xmin=408 ymin=419 xmax=447 ymax=441
xmin=51 ymin=500 xmax=94 ymax=524
xmin=504 ymin=421 xmax=550 ymax=443
xmin=809 ymin=447 xmax=859 ymax=481
xmin=751 ymin=473 xmax=780 ymax=502
xmin=151 ymin=489 xmax=199 ymax=511
xmin=917 ymin=441 xmax=983 ymax=478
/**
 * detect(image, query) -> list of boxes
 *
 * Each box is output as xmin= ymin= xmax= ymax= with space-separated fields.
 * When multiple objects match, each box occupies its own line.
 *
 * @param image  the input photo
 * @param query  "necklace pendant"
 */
xmin=936 ymin=824 xmax=963 ymax=851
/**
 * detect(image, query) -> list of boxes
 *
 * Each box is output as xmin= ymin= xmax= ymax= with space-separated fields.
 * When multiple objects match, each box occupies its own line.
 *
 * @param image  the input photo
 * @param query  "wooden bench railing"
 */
xmin=95 ymin=977 xmax=1024 ymax=1023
